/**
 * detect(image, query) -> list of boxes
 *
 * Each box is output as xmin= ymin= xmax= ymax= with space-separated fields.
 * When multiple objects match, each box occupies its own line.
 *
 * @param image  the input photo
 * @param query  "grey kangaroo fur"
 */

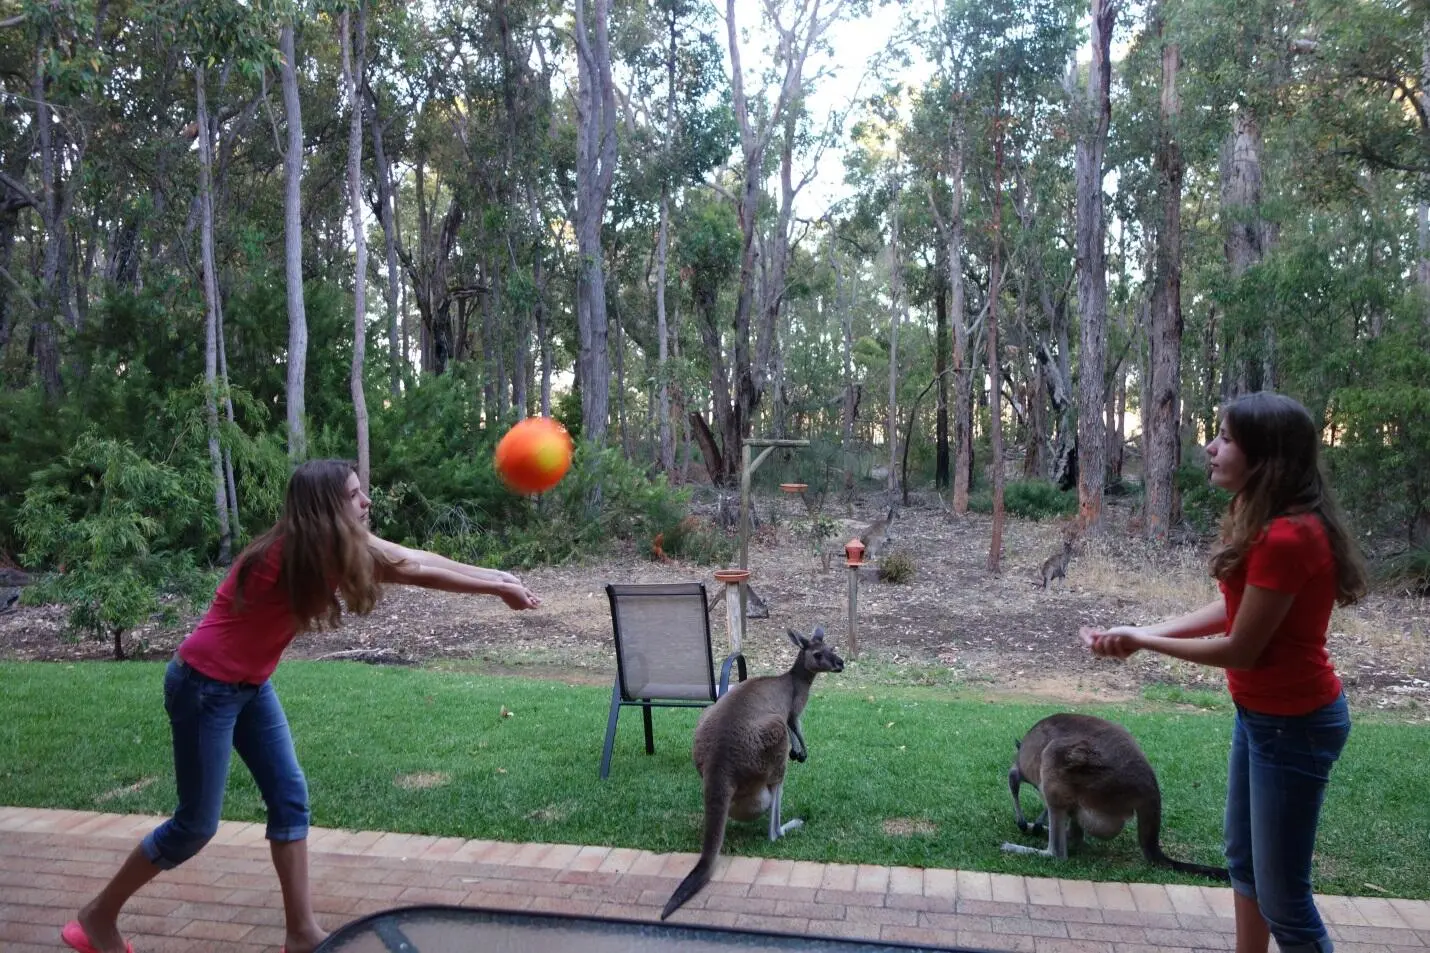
xmin=859 ymin=505 xmax=897 ymax=558
xmin=660 ymin=627 xmax=845 ymax=920
xmin=1040 ymin=531 xmax=1077 ymax=588
xmin=1001 ymin=713 xmax=1229 ymax=881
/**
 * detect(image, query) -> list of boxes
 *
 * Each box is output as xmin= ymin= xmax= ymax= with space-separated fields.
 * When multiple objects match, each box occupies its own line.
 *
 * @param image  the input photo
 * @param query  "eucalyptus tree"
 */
xmin=341 ymin=1 xmax=371 ymax=489
xmin=573 ymin=0 xmax=618 ymax=445
xmin=279 ymin=16 xmax=308 ymax=459
xmin=1074 ymin=0 xmax=1117 ymax=533
xmin=709 ymin=0 xmax=859 ymax=485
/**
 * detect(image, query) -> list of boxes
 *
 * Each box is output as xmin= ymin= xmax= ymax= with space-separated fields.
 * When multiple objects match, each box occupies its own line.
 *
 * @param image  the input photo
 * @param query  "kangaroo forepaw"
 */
xmin=790 ymin=747 xmax=807 ymax=762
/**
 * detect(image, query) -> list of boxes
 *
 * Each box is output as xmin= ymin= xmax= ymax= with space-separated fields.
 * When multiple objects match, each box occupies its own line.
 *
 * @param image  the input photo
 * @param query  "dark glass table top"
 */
xmin=313 ymin=904 xmax=989 ymax=953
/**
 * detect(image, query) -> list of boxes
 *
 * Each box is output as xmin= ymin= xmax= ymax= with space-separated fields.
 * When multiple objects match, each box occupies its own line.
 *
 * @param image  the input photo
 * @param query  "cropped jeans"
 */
xmin=141 ymin=656 xmax=309 ymax=869
xmin=1225 ymin=692 xmax=1350 ymax=953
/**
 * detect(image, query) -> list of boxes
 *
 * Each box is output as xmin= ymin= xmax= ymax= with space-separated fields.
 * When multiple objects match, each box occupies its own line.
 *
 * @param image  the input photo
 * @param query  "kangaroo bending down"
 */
xmin=660 ymin=626 xmax=845 ymax=920
xmin=1001 ymin=713 xmax=1229 ymax=881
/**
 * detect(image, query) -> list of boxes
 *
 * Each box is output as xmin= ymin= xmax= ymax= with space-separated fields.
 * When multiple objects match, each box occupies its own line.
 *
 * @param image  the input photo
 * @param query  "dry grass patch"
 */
xmin=882 ymin=817 xmax=938 ymax=837
xmin=393 ymin=771 xmax=450 ymax=790
xmin=95 ymin=776 xmax=157 ymax=803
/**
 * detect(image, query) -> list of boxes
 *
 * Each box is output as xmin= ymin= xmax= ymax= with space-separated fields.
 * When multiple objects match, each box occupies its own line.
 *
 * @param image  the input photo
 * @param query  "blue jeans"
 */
xmin=141 ymin=657 xmax=309 ymax=869
xmin=1225 ymin=692 xmax=1349 ymax=953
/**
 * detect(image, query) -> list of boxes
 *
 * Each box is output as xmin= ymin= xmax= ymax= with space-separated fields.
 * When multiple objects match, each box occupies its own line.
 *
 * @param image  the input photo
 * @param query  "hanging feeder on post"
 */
xmin=844 ymin=538 xmax=865 ymax=659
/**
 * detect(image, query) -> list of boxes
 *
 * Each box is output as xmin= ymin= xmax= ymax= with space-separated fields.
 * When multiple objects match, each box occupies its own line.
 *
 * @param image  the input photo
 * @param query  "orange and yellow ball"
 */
xmin=494 ymin=417 xmax=574 ymax=495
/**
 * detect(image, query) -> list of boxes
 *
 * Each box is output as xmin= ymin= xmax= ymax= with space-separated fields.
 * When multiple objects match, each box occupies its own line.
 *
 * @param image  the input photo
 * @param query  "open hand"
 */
xmin=1079 ymin=625 xmax=1141 ymax=660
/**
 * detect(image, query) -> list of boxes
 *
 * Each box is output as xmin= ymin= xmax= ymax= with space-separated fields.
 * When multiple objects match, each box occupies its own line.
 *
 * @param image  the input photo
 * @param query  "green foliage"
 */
xmin=1176 ymin=463 xmax=1231 ymax=534
xmin=16 ymin=436 xmax=216 ymax=658
xmin=969 ymin=480 xmax=1077 ymax=520
xmin=1329 ymin=325 xmax=1430 ymax=541
xmin=877 ymin=550 xmax=916 ymax=584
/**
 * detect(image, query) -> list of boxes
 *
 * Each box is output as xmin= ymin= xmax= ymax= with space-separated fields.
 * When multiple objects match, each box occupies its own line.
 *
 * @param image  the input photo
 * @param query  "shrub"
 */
xmin=1177 ymin=463 xmax=1231 ymax=534
xmin=877 ymin=550 xmax=916 ymax=584
xmin=1375 ymin=545 xmax=1430 ymax=596
xmin=968 ymin=480 xmax=1077 ymax=520
xmin=17 ymin=435 xmax=216 ymax=659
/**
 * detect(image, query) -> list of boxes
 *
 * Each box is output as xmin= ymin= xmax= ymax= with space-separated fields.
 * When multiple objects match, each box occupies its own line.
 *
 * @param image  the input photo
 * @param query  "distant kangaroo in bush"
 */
xmin=660 ymin=626 xmax=845 ymax=920
xmin=859 ymin=506 xmax=896 ymax=558
xmin=1040 ymin=530 xmax=1078 ymax=589
xmin=1001 ymin=713 xmax=1229 ymax=881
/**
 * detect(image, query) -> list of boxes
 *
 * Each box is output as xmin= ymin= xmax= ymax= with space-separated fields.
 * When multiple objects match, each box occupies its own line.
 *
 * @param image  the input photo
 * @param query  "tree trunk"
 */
xmin=654 ymin=8 xmax=676 ymax=469
xmin=887 ymin=187 xmax=904 ymax=496
xmin=366 ymin=86 xmax=403 ymax=395
xmin=1075 ymin=0 xmax=1116 ymax=533
xmin=343 ymin=6 xmax=371 ymax=490
xmin=196 ymin=66 xmax=233 ymax=563
xmin=1146 ymin=24 xmax=1184 ymax=542
xmin=927 ymin=118 xmax=973 ymax=515
xmin=280 ymin=23 xmax=308 ymax=461
xmin=573 ymin=0 xmax=616 ymax=446
xmin=986 ymin=110 xmax=1006 ymax=573
xmin=1221 ymin=111 xmax=1274 ymax=393
xmin=935 ymin=242 xmax=950 ymax=490
xmin=32 ymin=42 xmax=63 ymax=400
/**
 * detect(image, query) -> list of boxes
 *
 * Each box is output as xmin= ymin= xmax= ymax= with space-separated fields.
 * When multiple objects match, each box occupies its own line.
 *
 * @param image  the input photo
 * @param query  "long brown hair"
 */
xmin=234 ymin=459 xmax=384 ymax=630
xmin=1208 ymin=392 xmax=1368 ymax=606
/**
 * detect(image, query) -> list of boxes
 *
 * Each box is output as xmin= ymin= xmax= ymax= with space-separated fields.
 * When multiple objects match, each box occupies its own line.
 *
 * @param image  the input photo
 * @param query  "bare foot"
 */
xmin=283 ymin=924 xmax=329 ymax=953
xmin=72 ymin=903 xmax=128 ymax=953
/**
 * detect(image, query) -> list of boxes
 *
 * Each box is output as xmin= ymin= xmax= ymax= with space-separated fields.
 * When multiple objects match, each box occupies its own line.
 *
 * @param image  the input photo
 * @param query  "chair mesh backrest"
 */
xmin=607 ymin=583 xmax=716 ymax=702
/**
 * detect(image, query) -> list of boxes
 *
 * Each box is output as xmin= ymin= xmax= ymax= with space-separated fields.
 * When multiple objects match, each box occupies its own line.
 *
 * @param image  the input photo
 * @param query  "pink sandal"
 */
xmin=61 ymin=920 xmax=134 ymax=953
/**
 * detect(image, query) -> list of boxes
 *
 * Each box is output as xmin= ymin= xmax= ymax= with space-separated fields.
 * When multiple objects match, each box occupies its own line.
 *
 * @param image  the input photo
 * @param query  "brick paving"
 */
xmin=2 ymin=806 xmax=1427 ymax=953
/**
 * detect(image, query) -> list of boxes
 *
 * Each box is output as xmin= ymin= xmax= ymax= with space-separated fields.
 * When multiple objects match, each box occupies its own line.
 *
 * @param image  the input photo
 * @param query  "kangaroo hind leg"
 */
xmin=768 ymin=783 xmax=804 ymax=840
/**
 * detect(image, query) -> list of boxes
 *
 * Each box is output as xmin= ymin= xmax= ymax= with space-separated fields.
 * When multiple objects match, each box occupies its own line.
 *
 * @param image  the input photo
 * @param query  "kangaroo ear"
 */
xmin=811 ymin=625 xmax=826 ymax=643
xmin=787 ymin=628 xmax=809 ymax=649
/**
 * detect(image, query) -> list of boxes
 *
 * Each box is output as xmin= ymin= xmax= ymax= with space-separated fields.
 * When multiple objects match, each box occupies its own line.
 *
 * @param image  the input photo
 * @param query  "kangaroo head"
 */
xmin=786 ymin=625 xmax=845 ymax=674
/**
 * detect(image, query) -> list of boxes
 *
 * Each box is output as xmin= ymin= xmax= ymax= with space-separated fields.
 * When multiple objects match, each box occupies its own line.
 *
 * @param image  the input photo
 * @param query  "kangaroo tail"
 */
xmin=1137 ymin=802 xmax=1230 ymax=882
xmin=661 ymin=776 xmax=733 ymax=920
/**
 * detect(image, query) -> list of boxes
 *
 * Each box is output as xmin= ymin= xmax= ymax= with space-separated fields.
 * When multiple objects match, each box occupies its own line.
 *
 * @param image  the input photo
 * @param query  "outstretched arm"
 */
xmin=1083 ymin=587 xmax=1291 ymax=670
xmin=368 ymin=535 xmax=540 ymax=610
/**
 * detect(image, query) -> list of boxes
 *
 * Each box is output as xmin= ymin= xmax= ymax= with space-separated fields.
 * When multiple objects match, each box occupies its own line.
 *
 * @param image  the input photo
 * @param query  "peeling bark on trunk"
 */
xmin=1221 ymin=111 xmax=1274 ymax=394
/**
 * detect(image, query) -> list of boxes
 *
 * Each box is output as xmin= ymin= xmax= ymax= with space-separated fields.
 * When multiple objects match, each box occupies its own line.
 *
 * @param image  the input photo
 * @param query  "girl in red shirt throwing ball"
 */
xmin=1082 ymin=391 xmax=1367 ymax=953
xmin=63 ymin=460 xmax=541 ymax=953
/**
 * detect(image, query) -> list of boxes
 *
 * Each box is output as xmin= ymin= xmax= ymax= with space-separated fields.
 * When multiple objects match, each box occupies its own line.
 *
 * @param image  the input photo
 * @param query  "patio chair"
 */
xmin=600 ymin=582 xmax=746 ymax=779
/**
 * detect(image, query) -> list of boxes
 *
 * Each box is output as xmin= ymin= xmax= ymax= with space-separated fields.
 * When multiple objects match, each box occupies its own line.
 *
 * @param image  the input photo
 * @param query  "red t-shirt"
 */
xmin=1219 ymin=515 xmax=1341 ymax=715
xmin=178 ymin=541 xmax=302 ymax=685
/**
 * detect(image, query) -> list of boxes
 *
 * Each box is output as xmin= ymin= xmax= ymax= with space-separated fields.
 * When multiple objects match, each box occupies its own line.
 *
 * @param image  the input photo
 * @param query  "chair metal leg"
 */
xmin=642 ymin=701 xmax=655 ymax=755
xmin=599 ymin=677 xmax=622 ymax=779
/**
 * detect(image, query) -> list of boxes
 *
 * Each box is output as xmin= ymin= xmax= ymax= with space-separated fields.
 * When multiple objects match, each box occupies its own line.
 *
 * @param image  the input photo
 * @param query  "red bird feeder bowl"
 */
xmin=844 ymin=538 xmax=866 ymax=566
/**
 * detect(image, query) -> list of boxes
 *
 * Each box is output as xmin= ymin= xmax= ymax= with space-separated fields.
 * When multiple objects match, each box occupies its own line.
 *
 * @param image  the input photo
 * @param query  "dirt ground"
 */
xmin=3 ymin=496 xmax=1427 ymax=716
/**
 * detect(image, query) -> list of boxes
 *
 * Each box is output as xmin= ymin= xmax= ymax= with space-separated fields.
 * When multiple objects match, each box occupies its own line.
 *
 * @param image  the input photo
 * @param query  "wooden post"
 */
xmin=847 ymin=563 xmax=860 ymax=659
xmin=844 ymin=537 xmax=865 ymax=659
xmin=713 ymin=568 xmax=750 ymax=656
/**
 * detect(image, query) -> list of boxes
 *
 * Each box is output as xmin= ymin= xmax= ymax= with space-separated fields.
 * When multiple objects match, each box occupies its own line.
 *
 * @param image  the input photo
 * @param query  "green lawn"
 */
xmin=1 ymin=660 xmax=1424 ymax=899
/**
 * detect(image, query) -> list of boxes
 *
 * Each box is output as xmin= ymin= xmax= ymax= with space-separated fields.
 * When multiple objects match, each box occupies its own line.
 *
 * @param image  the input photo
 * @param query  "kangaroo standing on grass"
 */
xmin=660 ymin=627 xmax=845 ymax=920
xmin=1001 ymin=713 xmax=1229 ymax=880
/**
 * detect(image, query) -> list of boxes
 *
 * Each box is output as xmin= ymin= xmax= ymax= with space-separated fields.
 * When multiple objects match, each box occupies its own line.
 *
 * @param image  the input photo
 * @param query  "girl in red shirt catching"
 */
xmin=63 ymin=460 xmax=541 ymax=953
xmin=1082 ymin=391 xmax=1367 ymax=953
